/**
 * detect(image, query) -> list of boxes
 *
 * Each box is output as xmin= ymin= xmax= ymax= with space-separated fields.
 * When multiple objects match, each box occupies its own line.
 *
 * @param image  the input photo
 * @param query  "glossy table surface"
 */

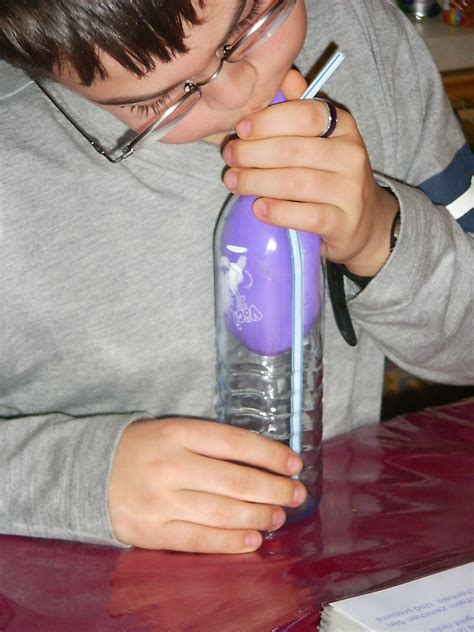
xmin=1 ymin=399 xmax=473 ymax=631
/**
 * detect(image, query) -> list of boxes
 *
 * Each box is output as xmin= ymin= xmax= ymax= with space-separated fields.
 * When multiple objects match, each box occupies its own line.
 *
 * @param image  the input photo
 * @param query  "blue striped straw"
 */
xmin=288 ymin=51 xmax=345 ymax=456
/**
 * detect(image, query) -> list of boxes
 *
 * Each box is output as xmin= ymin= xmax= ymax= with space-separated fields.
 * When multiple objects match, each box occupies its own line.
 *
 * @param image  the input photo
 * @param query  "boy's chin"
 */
xmin=202 ymin=132 xmax=229 ymax=145
xmin=159 ymin=129 xmax=231 ymax=146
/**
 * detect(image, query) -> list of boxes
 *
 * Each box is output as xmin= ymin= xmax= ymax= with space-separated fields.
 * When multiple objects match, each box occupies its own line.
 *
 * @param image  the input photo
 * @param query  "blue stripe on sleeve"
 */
xmin=457 ymin=209 xmax=474 ymax=232
xmin=419 ymin=143 xmax=474 ymax=232
xmin=420 ymin=144 xmax=473 ymax=205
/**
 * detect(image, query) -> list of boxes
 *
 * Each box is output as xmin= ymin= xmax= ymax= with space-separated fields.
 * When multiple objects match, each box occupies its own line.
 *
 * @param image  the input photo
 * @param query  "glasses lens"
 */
xmin=129 ymin=90 xmax=201 ymax=151
xmin=226 ymin=0 xmax=296 ymax=62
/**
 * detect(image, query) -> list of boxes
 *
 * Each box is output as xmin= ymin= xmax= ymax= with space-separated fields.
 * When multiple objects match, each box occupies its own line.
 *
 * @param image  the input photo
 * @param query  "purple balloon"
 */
xmin=218 ymin=195 xmax=321 ymax=356
xmin=271 ymin=90 xmax=286 ymax=104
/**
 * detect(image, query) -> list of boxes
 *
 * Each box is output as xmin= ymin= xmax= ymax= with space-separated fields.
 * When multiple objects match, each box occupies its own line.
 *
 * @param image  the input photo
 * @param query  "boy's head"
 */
xmin=0 ymin=0 xmax=207 ymax=85
xmin=0 ymin=0 xmax=307 ymax=144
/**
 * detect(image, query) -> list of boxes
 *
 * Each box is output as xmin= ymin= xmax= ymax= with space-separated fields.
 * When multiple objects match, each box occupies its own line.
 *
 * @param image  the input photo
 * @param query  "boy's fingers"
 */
xmin=252 ymin=198 xmax=346 ymax=242
xmin=281 ymin=68 xmax=308 ymax=100
xmin=184 ymin=455 xmax=306 ymax=508
xmin=223 ymin=166 xmax=356 ymax=210
xmin=175 ymin=491 xmax=287 ymax=532
xmin=236 ymin=100 xmax=353 ymax=140
xmin=223 ymin=136 xmax=352 ymax=172
xmin=171 ymin=419 xmax=303 ymax=476
xmin=159 ymin=522 xmax=263 ymax=554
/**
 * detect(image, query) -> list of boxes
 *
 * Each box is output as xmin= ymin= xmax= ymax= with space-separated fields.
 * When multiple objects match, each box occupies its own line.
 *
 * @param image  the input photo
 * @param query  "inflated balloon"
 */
xmin=217 ymin=194 xmax=321 ymax=356
xmin=217 ymin=90 xmax=322 ymax=356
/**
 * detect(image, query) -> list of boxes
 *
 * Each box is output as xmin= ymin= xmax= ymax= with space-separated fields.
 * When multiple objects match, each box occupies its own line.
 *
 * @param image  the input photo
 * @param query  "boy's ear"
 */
xmin=281 ymin=68 xmax=308 ymax=100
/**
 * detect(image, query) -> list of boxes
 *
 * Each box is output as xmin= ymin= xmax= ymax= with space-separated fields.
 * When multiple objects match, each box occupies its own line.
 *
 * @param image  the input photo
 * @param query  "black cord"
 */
xmin=326 ymin=209 xmax=401 ymax=346
xmin=326 ymin=261 xmax=358 ymax=347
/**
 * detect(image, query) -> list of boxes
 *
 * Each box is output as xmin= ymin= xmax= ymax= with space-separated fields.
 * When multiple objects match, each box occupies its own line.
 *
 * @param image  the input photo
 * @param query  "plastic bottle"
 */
xmin=214 ymin=191 xmax=324 ymax=521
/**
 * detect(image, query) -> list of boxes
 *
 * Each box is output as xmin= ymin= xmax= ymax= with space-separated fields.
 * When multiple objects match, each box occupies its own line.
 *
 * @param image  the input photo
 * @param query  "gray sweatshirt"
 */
xmin=1 ymin=0 xmax=473 ymax=546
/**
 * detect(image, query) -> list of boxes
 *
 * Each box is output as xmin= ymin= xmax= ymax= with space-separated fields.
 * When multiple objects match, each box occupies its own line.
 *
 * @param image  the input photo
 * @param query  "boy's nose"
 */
xmin=199 ymin=59 xmax=257 ymax=111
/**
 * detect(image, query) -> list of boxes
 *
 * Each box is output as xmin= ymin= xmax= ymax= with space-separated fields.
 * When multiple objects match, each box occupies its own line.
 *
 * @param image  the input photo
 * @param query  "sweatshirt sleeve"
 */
xmin=347 ymin=5 xmax=474 ymax=384
xmin=0 ymin=412 xmax=140 ymax=546
xmin=349 ymin=180 xmax=473 ymax=384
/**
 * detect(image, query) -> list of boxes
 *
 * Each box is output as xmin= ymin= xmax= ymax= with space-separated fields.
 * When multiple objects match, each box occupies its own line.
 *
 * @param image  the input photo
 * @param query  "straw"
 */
xmin=288 ymin=51 xmax=345 ymax=455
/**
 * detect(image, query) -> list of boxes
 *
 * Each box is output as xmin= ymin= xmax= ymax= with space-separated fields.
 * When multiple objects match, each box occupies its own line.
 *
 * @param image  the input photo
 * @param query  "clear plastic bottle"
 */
xmin=214 ymin=193 xmax=324 ymax=521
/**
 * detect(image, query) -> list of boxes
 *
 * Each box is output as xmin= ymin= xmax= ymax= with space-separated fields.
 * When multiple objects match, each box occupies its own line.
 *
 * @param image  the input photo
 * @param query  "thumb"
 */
xmin=281 ymin=68 xmax=308 ymax=100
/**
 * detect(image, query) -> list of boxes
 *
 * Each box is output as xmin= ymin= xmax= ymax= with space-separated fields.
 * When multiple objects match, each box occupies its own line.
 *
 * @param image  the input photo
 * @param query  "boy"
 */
xmin=0 ymin=0 xmax=473 ymax=553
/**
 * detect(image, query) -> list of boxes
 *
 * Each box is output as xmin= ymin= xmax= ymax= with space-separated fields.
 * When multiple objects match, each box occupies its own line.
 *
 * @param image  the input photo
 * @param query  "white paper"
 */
xmin=319 ymin=563 xmax=474 ymax=632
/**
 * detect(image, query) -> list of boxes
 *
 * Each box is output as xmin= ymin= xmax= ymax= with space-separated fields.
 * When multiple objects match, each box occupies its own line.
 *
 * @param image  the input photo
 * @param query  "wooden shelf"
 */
xmin=442 ymin=68 xmax=474 ymax=102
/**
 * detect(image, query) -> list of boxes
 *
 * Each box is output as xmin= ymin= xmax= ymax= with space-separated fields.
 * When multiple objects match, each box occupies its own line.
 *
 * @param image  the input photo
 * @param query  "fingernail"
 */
xmin=253 ymin=198 xmax=268 ymax=218
xmin=224 ymin=170 xmax=238 ymax=192
xmin=272 ymin=507 xmax=286 ymax=529
xmin=222 ymin=144 xmax=232 ymax=164
xmin=236 ymin=119 xmax=251 ymax=138
xmin=287 ymin=455 xmax=302 ymax=475
xmin=293 ymin=484 xmax=307 ymax=506
xmin=244 ymin=532 xmax=262 ymax=549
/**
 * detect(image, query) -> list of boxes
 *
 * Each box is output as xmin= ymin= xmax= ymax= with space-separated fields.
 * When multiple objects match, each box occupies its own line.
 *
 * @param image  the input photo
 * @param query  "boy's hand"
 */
xmin=109 ymin=418 xmax=306 ymax=553
xmin=222 ymin=70 xmax=398 ymax=278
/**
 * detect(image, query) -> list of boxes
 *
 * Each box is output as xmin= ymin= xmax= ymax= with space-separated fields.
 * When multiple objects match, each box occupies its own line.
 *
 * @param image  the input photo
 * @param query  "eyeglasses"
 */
xmin=36 ymin=0 xmax=296 ymax=163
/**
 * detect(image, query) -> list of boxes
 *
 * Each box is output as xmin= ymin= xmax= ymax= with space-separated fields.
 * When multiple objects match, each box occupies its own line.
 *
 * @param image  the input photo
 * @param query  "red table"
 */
xmin=1 ymin=399 xmax=473 ymax=631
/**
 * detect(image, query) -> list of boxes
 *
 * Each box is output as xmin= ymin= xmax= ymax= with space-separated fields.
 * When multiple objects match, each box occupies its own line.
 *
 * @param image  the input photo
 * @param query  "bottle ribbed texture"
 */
xmin=216 ymin=323 xmax=323 ymax=518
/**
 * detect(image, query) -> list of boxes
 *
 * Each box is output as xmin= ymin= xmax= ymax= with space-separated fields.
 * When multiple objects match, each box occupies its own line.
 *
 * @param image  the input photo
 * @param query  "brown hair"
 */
xmin=0 ymin=0 xmax=206 ymax=85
